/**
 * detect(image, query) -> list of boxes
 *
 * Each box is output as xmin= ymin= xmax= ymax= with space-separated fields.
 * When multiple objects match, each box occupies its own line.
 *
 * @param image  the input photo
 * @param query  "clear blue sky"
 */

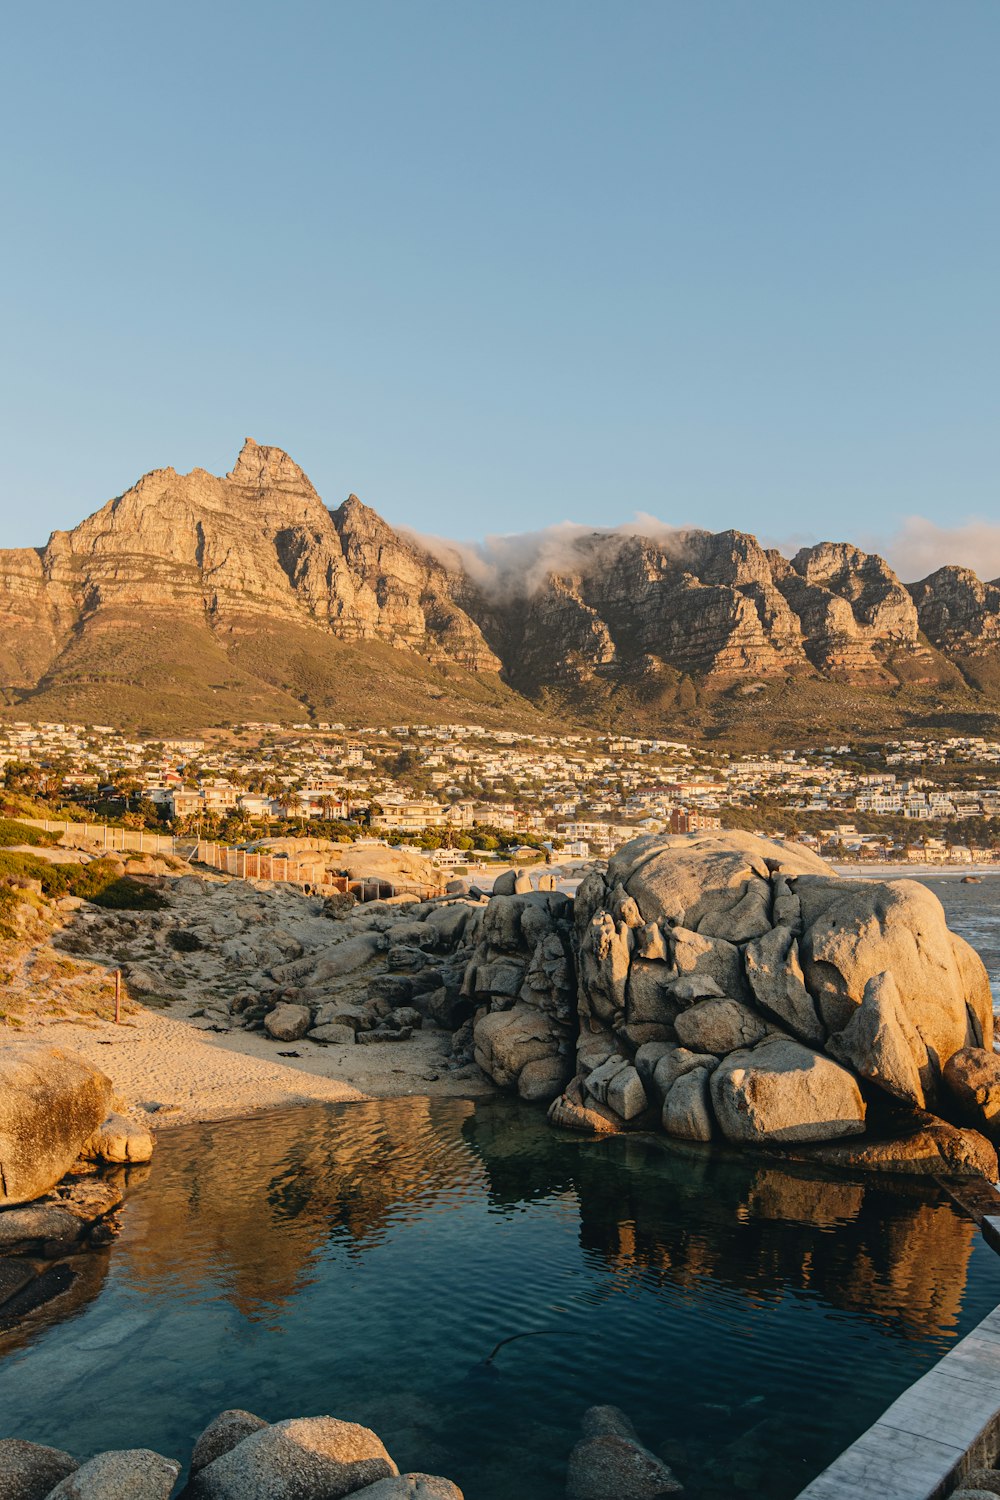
xmin=1 ymin=1 xmax=997 ymax=577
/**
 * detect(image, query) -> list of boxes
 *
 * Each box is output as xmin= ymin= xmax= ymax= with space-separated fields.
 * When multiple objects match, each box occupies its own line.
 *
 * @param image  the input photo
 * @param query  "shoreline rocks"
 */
xmin=0 ymin=1044 xmax=113 ymax=1207
xmin=525 ymin=832 xmax=998 ymax=1178
xmin=0 ymin=1043 xmax=155 ymax=1332
xmin=0 ymin=1411 xmax=466 ymax=1500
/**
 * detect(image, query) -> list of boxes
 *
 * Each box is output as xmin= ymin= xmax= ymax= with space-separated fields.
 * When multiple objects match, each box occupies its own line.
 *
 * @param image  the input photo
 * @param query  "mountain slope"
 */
xmin=1 ymin=438 xmax=998 ymax=740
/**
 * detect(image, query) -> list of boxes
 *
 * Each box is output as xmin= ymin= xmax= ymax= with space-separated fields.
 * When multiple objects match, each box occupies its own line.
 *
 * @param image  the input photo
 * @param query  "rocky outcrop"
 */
xmin=463 ymin=878 xmax=577 ymax=1103
xmin=770 ymin=542 xmax=919 ymax=680
xmin=910 ymin=566 xmax=1000 ymax=657
xmin=539 ymin=831 xmax=997 ymax=1175
xmin=0 ymin=1044 xmax=113 ymax=1205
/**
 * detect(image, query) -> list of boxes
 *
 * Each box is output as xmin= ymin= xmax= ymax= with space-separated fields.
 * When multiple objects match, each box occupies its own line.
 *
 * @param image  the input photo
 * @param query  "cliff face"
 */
xmin=499 ymin=529 xmax=946 ymax=694
xmin=910 ymin=566 xmax=1000 ymax=654
xmin=0 ymin=438 xmax=997 ymax=728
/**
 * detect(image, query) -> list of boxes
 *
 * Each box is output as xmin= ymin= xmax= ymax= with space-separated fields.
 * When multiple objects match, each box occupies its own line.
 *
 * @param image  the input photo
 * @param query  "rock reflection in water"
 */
xmin=463 ymin=1103 xmax=976 ymax=1342
xmin=120 ymin=1098 xmax=484 ymax=1318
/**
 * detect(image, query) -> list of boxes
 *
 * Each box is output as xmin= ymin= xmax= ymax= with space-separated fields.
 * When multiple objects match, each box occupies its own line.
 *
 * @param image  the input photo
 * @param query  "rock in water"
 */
xmin=0 ymin=1043 xmax=112 ymax=1206
xmin=189 ymin=1416 xmax=397 ymax=1499
xmin=46 ymin=1449 xmax=179 ymax=1499
xmin=350 ymin=1478 xmax=464 ymax=1498
xmin=0 ymin=1437 xmax=78 ymax=1499
xmin=566 ymin=1435 xmax=682 ymax=1498
xmin=189 ymin=1412 xmax=269 ymax=1476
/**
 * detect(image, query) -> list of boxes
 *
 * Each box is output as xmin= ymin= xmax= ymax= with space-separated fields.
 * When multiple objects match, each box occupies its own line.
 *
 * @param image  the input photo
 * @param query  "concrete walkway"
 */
xmin=796 ymin=1297 xmax=1000 ymax=1499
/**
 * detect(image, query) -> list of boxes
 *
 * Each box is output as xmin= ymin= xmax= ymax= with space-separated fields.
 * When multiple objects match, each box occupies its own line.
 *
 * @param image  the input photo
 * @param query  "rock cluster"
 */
xmin=462 ymin=869 xmax=577 ymax=1103
xmin=0 ymin=1411 xmax=463 ymax=1500
xmin=56 ymin=875 xmax=485 ymax=1062
xmin=0 ymin=1403 xmax=682 ymax=1500
xmin=458 ymin=831 xmax=1000 ymax=1175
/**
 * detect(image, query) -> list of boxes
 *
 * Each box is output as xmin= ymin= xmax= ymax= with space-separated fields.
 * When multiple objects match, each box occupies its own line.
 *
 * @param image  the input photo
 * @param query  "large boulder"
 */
xmin=0 ymin=1438 xmax=78 ymax=1499
xmin=711 ymin=1037 xmax=867 ymax=1145
xmin=264 ymin=1003 xmax=312 ymax=1042
xmin=189 ymin=1416 xmax=397 ymax=1499
xmin=943 ymin=1047 xmax=1000 ymax=1145
xmin=606 ymin=830 xmax=829 ymax=929
xmin=46 ymin=1449 xmax=179 ymax=1499
xmin=0 ymin=1044 xmax=113 ymax=1207
xmin=799 ymin=879 xmax=992 ymax=1094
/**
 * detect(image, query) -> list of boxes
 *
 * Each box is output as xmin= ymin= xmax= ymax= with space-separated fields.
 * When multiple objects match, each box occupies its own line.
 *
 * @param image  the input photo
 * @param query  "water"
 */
xmin=1 ymin=877 xmax=999 ymax=1499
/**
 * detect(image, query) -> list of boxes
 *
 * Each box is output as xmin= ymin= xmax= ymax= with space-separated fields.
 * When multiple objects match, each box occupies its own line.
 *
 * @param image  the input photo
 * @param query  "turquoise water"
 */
xmin=1 ymin=877 xmax=1000 ymax=1499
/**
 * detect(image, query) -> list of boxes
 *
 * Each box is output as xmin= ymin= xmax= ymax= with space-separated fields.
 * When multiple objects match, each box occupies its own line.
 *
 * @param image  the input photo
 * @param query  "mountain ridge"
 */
xmin=2 ymin=438 xmax=999 ymax=741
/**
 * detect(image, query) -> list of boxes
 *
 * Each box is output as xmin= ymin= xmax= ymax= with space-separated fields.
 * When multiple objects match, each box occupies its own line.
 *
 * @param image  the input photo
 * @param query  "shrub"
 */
xmin=0 ymin=818 xmax=59 ymax=848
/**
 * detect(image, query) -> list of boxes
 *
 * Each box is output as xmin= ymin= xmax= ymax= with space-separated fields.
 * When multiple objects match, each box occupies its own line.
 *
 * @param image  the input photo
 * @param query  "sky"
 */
xmin=1 ymin=1 xmax=997 ymax=580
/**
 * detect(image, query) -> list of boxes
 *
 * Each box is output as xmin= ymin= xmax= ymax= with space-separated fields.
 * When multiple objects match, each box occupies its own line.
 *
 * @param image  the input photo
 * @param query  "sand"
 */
xmin=15 ymin=1002 xmax=494 ymax=1131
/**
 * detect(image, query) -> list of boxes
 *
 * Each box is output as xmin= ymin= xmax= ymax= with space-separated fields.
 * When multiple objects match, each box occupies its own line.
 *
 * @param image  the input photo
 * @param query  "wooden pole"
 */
xmin=114 ymin=970 xmax=122 ymax=1024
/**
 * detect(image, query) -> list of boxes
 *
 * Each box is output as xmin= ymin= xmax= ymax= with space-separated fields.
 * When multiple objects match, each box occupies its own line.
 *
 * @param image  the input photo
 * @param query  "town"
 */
xmin=3 ymin=718 xmax=1000 ymax=867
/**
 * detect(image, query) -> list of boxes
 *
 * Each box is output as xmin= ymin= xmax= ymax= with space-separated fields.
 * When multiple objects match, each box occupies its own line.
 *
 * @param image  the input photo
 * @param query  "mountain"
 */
xmin=1 ymin=438 xmax=998 ymax=742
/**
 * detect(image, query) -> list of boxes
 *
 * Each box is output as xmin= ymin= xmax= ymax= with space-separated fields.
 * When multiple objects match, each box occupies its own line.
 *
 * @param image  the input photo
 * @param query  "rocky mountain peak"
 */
xmin=226 ymin=438 xmax=318 ymax=498
xmin=1 ymin=437 xmax=999 ymax=729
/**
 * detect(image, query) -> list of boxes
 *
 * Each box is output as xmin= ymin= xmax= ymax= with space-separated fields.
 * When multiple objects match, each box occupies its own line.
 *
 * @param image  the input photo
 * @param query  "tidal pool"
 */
xmin=2 ymin=1096 xmax=1000 ymax=1499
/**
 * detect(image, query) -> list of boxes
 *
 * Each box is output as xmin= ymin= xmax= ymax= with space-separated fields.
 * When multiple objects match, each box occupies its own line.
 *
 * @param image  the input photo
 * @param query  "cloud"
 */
xmin=406 ymin=511 xmax=1000 ymax=596
xmin=407 ymin=514 xmax=704 ymax=600
xmin=869 ymin=517 xmax=1000 ymax=585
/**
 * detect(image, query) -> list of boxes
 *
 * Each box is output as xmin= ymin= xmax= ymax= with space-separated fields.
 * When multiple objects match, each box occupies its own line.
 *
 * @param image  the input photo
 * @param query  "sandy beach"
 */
xmin=18 ymin=1003 xmax=494 ymax=1129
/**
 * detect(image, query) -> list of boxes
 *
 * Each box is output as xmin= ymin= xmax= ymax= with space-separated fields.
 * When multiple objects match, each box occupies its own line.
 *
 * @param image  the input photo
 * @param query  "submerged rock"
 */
xmin=566 ymin=1404 xmax=682 ymax=1498
xmin=352 ymin=1478 xmax=463 ymax=1498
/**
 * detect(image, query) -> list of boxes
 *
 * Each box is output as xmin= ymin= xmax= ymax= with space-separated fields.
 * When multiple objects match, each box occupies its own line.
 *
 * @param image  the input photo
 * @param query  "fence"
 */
xmin=15 ymin=817 xmax=181 ymax=856
xmin=15 ymin=818 xmax=444 ymax=901
xmin=194 ymin=841 xmax=443 ymax=901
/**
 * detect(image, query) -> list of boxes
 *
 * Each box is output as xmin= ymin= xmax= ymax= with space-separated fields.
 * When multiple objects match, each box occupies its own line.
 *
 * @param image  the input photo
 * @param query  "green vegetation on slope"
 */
xmin=0 ymin=850 xmax=166 ymax=912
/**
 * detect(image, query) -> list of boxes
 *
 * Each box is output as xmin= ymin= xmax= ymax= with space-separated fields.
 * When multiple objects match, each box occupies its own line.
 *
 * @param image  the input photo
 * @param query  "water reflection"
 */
xmin=121 ymin=1098 xmax=483 ymax=1317
xmin=1 ymin=1096 xmax=998 ymax=1500
xmin=465 ymin=1104 xmax=977 ymax=1341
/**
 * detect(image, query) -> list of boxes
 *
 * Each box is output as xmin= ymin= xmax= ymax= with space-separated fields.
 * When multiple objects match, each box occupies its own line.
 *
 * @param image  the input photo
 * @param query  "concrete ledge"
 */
xmin=795 ymin=1303 xmax=1000 ymax=1500
xmin=981 ymin=1216 xmax=1000 ymax=1258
